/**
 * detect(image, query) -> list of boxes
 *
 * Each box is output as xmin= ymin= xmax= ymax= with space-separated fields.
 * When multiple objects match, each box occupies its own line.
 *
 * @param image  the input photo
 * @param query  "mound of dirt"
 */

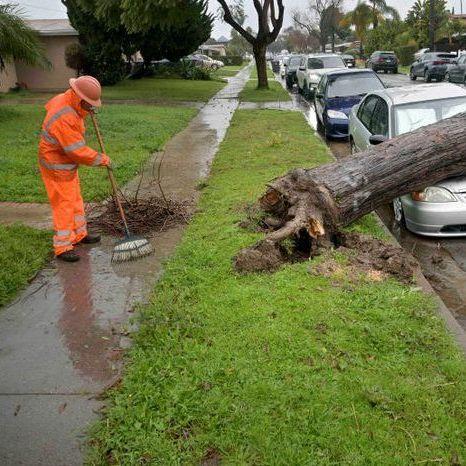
xmin=235 ymin=231 xmax=418 ymax=284
xmin=89 ymin=196 xmax=190 ymax=236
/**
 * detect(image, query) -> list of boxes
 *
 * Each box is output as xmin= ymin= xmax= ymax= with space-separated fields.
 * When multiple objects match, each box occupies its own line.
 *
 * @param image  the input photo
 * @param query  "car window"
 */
xmin=370 ymin=98 xmax=389 ymax=136
xmin=395 ymin=97 xmax=466 ymax=135
xmin=358 ymin=95 xmax=379 ymax=129
xmin=289 ymin=56 xmax=301 ymax=66
xmin=308 ymin=57 xmax=345 ymax=69
xmin=326 ymin=73 xmax=384 ymax=98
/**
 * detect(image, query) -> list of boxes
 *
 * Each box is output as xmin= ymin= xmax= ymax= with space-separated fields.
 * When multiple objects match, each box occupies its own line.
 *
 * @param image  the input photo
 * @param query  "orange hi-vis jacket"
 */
xmin=39 ymin=89 xmax=109 ymax=256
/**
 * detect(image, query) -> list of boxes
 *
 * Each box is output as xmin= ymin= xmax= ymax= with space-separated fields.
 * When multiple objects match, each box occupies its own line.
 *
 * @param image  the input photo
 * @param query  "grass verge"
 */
xmin=240 ymin=80 xmax=290 ymax=102
xmin=213 ymin=65 xmax=245 ymax=78
xmin=0 ymin=224 xmax=51 ymax=307
xmin=89 ymin=109 xmax=466 ymax=464
xmin=0 ymin=104 xmax=196 ymax=202
xmin=249 ymin=66 xmax=275 ymax=79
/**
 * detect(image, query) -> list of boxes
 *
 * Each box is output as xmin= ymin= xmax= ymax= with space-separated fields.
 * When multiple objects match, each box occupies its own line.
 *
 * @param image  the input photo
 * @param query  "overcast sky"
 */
xmin=2 ymin=0 xmax=462 ymax=39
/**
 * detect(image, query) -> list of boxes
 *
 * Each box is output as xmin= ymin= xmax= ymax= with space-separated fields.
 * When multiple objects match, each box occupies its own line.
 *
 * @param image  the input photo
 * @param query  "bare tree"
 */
xmin=292 ymin=0 xmax=343 ymax=53
xmin=217 ymin=0 xmax=284 ymax=88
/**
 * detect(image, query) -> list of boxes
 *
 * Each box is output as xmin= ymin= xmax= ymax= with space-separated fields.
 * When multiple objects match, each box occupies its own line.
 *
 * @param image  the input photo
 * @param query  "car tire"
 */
xmin=409 ymin=69 xmax=417 ymax=80
xmin=393 ymin=198 xmax=405 ymax=226
xmin=424 ymin=70 xmax=431 ymax=82
xmin=437 ymin=75 xmax=444 ymax=82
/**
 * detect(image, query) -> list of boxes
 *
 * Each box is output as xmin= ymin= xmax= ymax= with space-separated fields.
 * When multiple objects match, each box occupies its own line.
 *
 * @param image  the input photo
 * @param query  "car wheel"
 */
xmin=409 ymin=69 xmax=417 ymax=80
xmin=424 ymin=70 xmax=432 ymax=82
xmin=437 ymin=75 xmax=444 ymax=82
xmin=393 ymin=198 xmax=405 ymax=226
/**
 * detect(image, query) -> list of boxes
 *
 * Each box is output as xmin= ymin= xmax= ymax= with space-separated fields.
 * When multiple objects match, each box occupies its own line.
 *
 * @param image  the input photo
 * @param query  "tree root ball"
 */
xmin=233 ymin=240 xmax=289 ymax=273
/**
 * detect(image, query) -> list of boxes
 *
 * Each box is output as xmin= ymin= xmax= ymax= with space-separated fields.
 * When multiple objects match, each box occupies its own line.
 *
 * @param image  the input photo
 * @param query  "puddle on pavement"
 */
xmin=0 ymin=65 xmax=252 ymax=466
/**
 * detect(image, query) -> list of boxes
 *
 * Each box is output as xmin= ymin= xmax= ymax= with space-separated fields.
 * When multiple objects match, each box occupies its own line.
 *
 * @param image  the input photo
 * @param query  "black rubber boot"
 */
xmin=57 ymin=250 xmax=80 ymax=262
xmin=80 ymin=234 xmax=101 ymax=244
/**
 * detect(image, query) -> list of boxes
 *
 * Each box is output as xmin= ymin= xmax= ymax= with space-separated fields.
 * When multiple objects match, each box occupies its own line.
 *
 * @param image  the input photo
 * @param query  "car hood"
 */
xmin=326 ymin=95 xmax=363 ymax=115
xmin=436 ymin=176 xmax=466 ymax=193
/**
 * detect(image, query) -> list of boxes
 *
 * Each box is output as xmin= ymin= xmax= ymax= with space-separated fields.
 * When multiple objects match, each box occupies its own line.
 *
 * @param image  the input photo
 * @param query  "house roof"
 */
xmin=25 ymin=19 xmax=78 ymax=37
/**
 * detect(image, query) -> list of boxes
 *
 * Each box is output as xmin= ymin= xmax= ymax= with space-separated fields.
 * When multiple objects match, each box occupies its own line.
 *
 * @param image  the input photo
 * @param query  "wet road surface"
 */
xmin=0 ymin=65 xmax=252 ymax=466
xmin=276 ymin=72 xmax=466 ymax=332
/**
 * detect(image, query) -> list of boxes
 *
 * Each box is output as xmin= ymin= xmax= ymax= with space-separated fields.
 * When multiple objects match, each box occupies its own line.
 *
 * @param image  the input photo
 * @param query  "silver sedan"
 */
xmin=349 ymin=83 xmax=466 ymax=237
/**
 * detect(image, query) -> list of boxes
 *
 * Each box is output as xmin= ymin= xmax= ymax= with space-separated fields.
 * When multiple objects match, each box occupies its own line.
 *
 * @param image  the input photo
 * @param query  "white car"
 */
xmin=414 ymin=48 xmax=430 ymax=61
xmin=296 ymin=54 xmax=346 ymax=98
xmin=195 ymin=54 xmax=224 ymax=70
xmin=349 ymin=83 xmax=466 ymax=237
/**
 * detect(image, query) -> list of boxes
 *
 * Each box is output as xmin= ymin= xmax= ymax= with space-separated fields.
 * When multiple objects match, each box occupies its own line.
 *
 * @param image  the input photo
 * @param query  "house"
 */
xmin=0 ymin=19 xmax=78 ymax=93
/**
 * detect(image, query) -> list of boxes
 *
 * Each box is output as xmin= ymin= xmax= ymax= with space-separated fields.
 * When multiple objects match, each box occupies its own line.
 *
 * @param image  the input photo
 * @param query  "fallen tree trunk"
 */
xmin=235 ymin=113 xmax=466 ymax=271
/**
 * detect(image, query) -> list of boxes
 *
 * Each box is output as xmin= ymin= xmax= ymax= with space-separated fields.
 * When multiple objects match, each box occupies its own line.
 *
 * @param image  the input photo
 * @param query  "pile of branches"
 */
xmin=89 ymin=195 xmax=190 ymax=236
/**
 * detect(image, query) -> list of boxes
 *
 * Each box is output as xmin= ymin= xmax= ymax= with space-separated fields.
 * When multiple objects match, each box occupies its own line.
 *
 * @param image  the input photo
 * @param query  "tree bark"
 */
xmin=254 ymin=43 xmax=269 ymax=89
xmin=238 ymin=113 xmax=466 ymax=258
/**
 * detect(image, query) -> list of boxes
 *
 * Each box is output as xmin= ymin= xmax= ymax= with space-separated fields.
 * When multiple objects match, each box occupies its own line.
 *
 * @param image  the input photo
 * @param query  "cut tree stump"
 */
xmin=235 ymin=113 xmax=466 ymax=272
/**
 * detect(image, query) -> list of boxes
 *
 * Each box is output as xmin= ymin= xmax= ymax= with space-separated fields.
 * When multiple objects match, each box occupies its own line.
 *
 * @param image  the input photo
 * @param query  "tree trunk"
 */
xmin=254 ymin=43 xmax=268 ymax=89
xmin=331 ymin=33 xmax=335 ymax=53
xmin=237 ymin=113 xmax=466 ymax=264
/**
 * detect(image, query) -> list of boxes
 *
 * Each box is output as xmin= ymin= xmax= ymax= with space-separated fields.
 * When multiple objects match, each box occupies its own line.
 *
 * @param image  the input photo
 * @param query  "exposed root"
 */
xmin=88 ymin=196 xmax=191 ymax=236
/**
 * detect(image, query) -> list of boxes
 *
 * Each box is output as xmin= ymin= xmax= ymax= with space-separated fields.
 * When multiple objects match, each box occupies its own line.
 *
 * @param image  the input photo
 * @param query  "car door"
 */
xmin=352 ymin=95 xmax=379 ymax=151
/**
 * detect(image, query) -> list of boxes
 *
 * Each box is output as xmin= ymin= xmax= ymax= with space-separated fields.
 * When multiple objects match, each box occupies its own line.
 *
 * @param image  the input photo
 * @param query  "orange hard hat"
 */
xmin=69 ymin=75 xmax=102 ymax=107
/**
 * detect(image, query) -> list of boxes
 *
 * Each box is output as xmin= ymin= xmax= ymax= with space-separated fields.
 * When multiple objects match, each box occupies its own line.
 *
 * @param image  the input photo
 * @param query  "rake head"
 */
xmin=112 ymin=235 xmax=153 ymax=263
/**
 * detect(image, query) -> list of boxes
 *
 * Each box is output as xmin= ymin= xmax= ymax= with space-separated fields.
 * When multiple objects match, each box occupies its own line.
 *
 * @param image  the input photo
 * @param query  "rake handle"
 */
xmin=90 ymin=111 xmax=131 ymax=238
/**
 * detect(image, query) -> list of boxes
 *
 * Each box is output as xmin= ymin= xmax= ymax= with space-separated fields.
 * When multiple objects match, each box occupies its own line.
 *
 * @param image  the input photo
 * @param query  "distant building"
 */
xmin=0 ymin=19 xmax=78 ymax=93
xmin=198 ymin=37 xmax=229 ymax=57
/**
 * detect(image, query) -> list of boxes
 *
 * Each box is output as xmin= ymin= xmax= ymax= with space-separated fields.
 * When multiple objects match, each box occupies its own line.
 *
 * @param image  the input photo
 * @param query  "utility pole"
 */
xmin=429 ymin=0 xmax=435 ymax=51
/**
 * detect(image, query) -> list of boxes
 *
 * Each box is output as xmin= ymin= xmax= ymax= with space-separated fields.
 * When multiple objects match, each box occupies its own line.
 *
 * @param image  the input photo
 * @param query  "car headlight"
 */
xmin=326 ymin=109 xmax=348 ymax=119
xmin=411 ymin=187 xmax=457 ymax=203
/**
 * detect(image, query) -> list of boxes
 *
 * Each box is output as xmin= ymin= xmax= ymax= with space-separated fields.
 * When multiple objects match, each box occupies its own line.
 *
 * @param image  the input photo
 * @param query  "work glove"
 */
xmin=100 ymin=153 xmax=111 ymax=167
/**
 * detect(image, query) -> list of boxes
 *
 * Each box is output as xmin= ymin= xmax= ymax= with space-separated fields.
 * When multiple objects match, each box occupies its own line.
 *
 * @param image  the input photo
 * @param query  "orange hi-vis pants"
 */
xmin=38 ymin=89 xmax=109 ymax=256
xmin=40 ymin=167 xmax=88 ymax=256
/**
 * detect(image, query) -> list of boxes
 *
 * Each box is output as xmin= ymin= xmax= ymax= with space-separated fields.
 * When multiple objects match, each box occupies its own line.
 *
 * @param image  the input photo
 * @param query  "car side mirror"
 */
xmin=369 ymin=134 xmax=387 ymax=145
xmin=299 ymin=66 xmax=305 ymax=71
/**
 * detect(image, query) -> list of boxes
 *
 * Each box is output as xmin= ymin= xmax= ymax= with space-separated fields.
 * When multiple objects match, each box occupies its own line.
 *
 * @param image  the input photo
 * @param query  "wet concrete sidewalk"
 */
xmin=0 ymin=65 xmax=252 ymax=466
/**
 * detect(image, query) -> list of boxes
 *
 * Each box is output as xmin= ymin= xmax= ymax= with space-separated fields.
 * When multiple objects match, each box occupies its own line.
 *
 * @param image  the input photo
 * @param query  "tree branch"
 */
xmin=217 ymin=0 xmax=256 ymax=44
xmin=268 ymin=0 xmax=284 ymax=42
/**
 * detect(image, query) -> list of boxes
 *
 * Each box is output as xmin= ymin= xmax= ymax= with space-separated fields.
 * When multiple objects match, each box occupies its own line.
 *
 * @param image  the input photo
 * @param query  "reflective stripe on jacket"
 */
xmin=39 ymin=89 xmax=109 ymax=176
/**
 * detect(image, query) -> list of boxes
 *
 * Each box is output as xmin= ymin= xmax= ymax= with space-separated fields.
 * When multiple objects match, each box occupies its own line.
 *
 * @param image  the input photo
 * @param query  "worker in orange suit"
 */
xmin=39 ymin=75 xmax=111 ymax=262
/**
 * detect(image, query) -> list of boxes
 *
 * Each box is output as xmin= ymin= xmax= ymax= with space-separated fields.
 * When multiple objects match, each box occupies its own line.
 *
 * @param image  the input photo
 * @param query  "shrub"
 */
xmin=64 ymin=42 xmax=85 ymax=75
xmin=179 ymin=61 xmax=212 ymax=80
xmin=222 ymin=55 xmax=243 ymax=66
xmin=396 ymin=44 xmax=417 ymax=66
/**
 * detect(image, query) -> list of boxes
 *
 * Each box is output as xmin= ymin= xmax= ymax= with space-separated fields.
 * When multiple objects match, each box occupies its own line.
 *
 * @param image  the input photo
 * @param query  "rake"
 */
xmin=90 ymin=111 xmax=153 ymax=263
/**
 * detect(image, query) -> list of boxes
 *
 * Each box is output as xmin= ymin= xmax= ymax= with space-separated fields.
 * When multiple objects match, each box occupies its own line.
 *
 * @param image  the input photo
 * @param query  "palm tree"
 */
xmin=369 ymin=0 xmax=400 ymax=28
xmin=0 ymin=4 xmax=48 ymax=71
xmin=341 ymin=2 xmax=372 ymax=56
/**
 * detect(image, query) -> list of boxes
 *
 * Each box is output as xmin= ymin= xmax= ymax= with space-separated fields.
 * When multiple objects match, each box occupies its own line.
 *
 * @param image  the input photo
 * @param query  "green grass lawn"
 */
xmin=249 ymin=66 xmax=275 ymax=79
xmin=0 ymin=224 xmax=51 ymax=307
xmin=212 ymin=65 xmax=245 ymax=78
xmin=0 ymin=76 xmax=226 ymax=103
xmin=399 ymin=65 xmax=410 ymax=75
xmin=0 ymin=104 xmax=196 ymax=203
xmin=240 ymin=79 xmax=291 ymax=102
xmin=89 ymin=109 xmax=466 ymax=465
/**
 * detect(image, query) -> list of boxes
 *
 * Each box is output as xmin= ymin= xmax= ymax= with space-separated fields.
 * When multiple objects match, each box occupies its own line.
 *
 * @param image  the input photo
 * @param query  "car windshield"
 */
xmin=425 ymin=53 xmax=455 ymax=60
xmin=326 ymin=74 xmax=384 ymax=98
xmin=395 ymin=97 xmax=466 ymax=135
xmin=289 ymin=57 xmax=301 ymax=67
xmin=308 ymin=57 xmax=345 ymax=69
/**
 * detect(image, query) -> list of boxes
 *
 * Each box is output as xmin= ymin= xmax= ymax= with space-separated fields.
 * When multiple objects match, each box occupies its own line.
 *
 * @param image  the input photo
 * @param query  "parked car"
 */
xmin=349 ymin=83 xmax=466 ymax=236
xmin=366 ymin=51 xmax=399 ymax=73
xmin=414 ymin=47 xmax=430 ymax=61
xmin=446 ymin=54 xmax=466 ymax=84
xmin=314 ymin=68 xmax=384 ymax=139
xmin=296 ymin=54 xmax=346 ymax=98
xmin=341 ymin=54 xmax=356 ymax=67
xmin=285 ymin=55 xmax=304 ymax=90
xmin=195 ymin=54 xmax=224 ymax=70
xmin=409 ymin=52 xmax=456 ymax=82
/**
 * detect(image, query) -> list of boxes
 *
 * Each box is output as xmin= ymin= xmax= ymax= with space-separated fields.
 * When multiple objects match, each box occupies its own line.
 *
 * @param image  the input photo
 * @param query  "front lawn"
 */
xmin=213 ymin=65 xmax=246 ymax=78
xmin=240 ymin=79 xmax=291 ymax=102
xmin=0 ymin=224 xmax=51 ymax=307
xmin=102 ymin=77 xmax=226 ymax=102
xmin=89 ymin=109 xmax=466 ymax=464
xmin=0 ymin=104 xmax=196 ymax=203
xmin=0 ymin=76 xmax=226 ymax=104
